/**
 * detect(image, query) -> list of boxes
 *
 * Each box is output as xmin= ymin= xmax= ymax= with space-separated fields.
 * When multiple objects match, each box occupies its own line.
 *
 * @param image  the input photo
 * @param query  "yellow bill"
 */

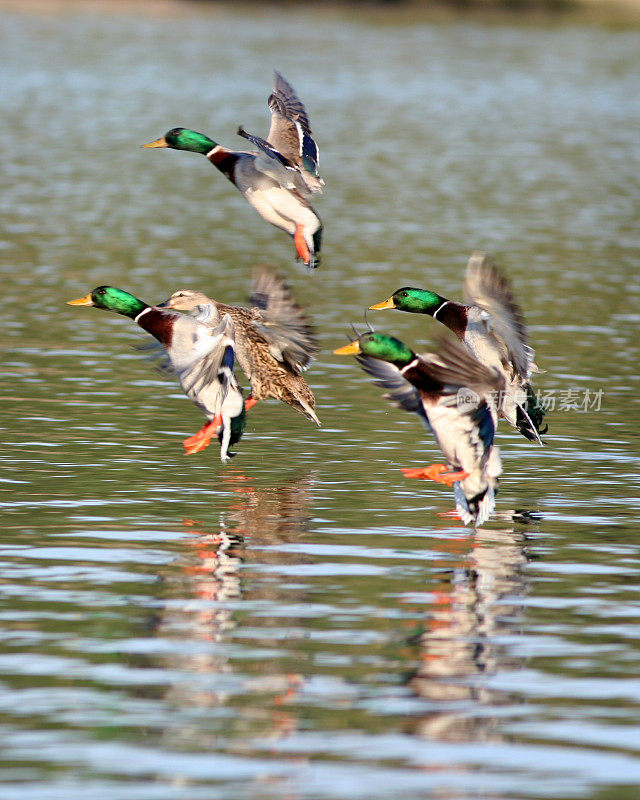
xmin=368 ymin=297 xmax=395 ymax=311
xmin=66 ymin=294 xmax=94 ymax=306
xmin=333 ymin=340 xmax=361 ymax=356
xmin=141 ymin=137 xmax=168 ymax=149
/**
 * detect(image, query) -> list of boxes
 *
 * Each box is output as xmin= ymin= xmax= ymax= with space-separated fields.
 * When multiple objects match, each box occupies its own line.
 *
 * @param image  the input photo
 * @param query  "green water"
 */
xmin=2 ymin=6 xmax=640 ymax=799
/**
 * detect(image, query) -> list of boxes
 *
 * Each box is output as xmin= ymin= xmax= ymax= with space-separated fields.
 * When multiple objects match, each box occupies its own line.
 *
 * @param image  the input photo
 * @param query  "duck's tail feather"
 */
xmin=298 ymin=398 xmax=321 ymax=426
xmin=516 ymin=383 xmax=548 ymax=443
xmin=453 ymin=483 xmax=496 ymax=528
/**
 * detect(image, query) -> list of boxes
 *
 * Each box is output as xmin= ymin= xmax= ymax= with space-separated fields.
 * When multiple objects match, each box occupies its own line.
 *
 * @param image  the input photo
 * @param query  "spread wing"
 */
xmin=203 ymin=314 xmax=240 ymax=407
xmin=237 ymin=126 xmax=298 ymax=172
xmin=248 ymin=268 xmax=318 ymax=372
xmin=177 ymin=314 xmax=245 ymax=464
xmin=237 ymin=125 xmax=304 ymax=192
xmin=168 ymin=314 xmax=235 ymax=402
xmin=463 ymin=252 xmax=533 ymax=379
xmin=355 ymin=354 xmax=428 ymax=421
xmin=267 ymin=71 xmax=321 ymax=184
xmin=132 ymin=336 xmax=173 ymax=375
xmin=421 ymin=336 xmax=504 ymax=397
xmin=134 ymin=301 xmax=223 ymax=377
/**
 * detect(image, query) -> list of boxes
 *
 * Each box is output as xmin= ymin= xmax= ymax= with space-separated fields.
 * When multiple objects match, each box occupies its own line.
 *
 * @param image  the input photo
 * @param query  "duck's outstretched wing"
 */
xmin=209 ymin=314 xmax=238 ymax=402
xmin=237 ymin=126 xmax=297 ymax=172
xmin=160 ymin=313 xmax=235 ymax=411
xmin=236 ymin=124 xmax=304 ymax=193
xmin=463 ymin=252 xmax=533 ymax=379
xmin=135 ymin=300 xmax=223 ymax=378
xmin=248 ymin=268 xmax=318 ymax=373
xmin=422 ymin=335 xmax=505 ymax=397
xmin=176 ymin=317 xmax=232 ymax=399
xmin=410 ymin=339 xmax=501 ymax=459
xmin=179 ymin=314 xmax=245 ymax=464
xmin=356 ymin=354 xmax=428 ymax=422
xmin=267 ymin=71 xmax=322 ymax=189
xmin=133 ymin=336 xmax=173 ymax=375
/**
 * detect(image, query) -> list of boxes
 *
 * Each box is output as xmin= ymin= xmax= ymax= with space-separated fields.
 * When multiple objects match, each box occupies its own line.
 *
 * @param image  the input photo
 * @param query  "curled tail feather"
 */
xmin=516 ymin=384 xmax=548 ymax=443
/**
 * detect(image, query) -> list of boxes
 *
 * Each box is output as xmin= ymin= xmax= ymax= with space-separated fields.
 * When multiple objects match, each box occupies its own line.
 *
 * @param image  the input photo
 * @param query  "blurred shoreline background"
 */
xmin=2 ymin=0 xmax=640 ymax=25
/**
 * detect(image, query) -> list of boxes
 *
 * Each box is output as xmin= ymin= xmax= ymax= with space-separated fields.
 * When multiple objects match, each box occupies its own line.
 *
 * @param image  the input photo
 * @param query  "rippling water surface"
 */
xmin=2 ymin=5 xmax=640 ymax=799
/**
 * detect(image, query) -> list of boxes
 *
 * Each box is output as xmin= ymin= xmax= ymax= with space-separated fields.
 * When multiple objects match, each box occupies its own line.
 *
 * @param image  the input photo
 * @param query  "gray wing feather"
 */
xmin=248 ymin=268 xmax=318 ymax=372
xmin=267 ymin=72 xmax=320 ymax=174
xmin=463 ymin=252 xmax=532 ymax=379
xmin=421 ymin=336 xmax=505 ymax=396
xmin=134 ymin=301 xmax=227 ymax=380
xmin=133 ymin=337 xmax=174 ymax=376
xmin=180 ymin=336 xmax=228 ymax=398
xmin=170 ymin=316 xmax=231 ymax=400
xmin=356 ymin=355 xmax=428 ymax=421
xmin=237 ymin=126 xmax=297 ymax=171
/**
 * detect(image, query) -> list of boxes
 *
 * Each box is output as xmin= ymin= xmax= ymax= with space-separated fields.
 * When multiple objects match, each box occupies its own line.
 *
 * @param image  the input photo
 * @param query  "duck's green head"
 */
xmin=369 ymin=287 xmax=448 ymax=316
xmin=142 ymin=127 xmax=217 ymax=155
xmin=334 ymin=331 xmax=415 ymax=368
xmin=67 ymin=286 xmax=147 ymax=319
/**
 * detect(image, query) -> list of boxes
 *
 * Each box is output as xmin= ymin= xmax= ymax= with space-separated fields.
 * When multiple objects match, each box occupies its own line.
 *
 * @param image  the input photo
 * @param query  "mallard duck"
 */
xmin=368 ymin=252 xmax=547 ymax=443
xmin=158 ymin=268 xmax=320 ymax=426
xmin=334 ymin=332 xmax=503 ymax=527
xmin=142 ymin=72 xmax=323 ymax=269
xmin=67 ymin=287 xmax=246 ymax=462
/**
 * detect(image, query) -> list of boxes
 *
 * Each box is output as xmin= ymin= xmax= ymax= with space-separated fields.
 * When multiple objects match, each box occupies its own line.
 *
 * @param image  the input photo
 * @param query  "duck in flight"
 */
xmin=368 ymin=252 xmax=547 ymax=443
xmin=143 ymin=72 xmax=323 ymax=269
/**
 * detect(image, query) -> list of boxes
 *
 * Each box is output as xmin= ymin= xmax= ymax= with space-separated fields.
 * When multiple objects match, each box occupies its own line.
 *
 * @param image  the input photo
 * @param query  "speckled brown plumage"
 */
xmin=159 ymin=270 xmax=320 ymax=426
xmin=214 ymin=301 xmax=319 ymax=423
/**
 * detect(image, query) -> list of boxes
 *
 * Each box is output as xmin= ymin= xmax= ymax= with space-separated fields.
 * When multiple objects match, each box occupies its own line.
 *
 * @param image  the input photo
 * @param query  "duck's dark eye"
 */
xmin=96 ymin=288 xmax=106 ymax=296
xmin=401 ymin=291 xmax=408 ymax=298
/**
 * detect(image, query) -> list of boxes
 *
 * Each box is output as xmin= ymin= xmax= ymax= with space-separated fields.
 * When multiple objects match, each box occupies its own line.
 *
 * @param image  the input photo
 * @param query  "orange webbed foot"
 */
xmin=401 ymin=464 xmax=470 ymax=486
xmin=293 ymin=225 xmax=311 ymax=266
xmin=245 ymin=397 xmax=258 ymax=412
xmin=437 ymin=469 xmax=470 ymax=486
xmin=401 ymin=464 xmax=448 ymax=481
xmin=183 ymin=417 xmax=221 ymax=455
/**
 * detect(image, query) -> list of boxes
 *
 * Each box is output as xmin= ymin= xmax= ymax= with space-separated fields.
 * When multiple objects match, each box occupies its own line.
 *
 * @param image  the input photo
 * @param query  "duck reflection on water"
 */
xmin=403 ymin=520 xmax=534 ymax=743
xmin=154 ymin=471 xmax=316 ymax=742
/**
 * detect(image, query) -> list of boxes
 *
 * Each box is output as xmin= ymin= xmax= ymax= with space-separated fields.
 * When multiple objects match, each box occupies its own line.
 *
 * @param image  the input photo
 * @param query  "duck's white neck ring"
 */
xmin=401 ymin=358 xmax=420 ymax=374
xmin=432 ymin=300 xmax=450 ymax=320
xmin=134 ymin=307 xmax=152 ymax=324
